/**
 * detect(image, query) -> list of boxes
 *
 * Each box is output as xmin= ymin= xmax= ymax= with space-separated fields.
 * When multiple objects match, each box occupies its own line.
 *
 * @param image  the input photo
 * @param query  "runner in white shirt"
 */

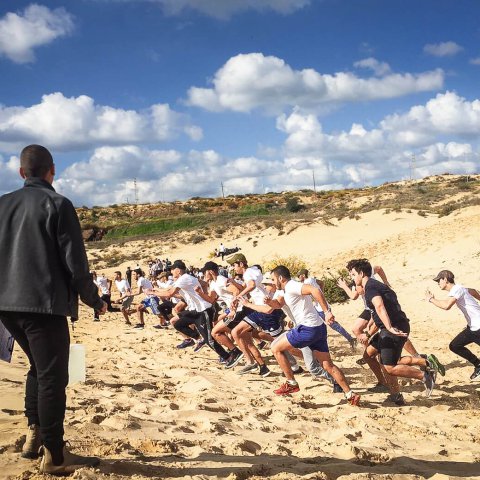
xmin=226 ymin=254 xmax=271 ymax=377
xmin=150 ymin=260 xmax=231 ymax=362
xmin=132 ymin=269 xmax=166 ymax=329
xmin=91 ymin=271 xmax=115 ymax=321
xmin=266 ymin=265 xmax=360 ymax=405
xmin=114 ymin=271 xmax=133 ymax=325
xmin=196 ymin=261 xmax=244 ymax=366
xmin=426 ymin=269 xmax=480 ymax=380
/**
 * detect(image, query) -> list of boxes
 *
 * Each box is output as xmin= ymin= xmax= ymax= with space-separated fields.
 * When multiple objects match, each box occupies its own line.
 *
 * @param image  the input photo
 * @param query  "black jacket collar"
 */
xmin=24 ymin=177 xmax=56 ymax=192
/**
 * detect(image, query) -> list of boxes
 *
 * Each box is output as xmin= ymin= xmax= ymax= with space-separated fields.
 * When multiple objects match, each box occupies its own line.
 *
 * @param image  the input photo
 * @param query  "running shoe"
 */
xmin=349 ymin=338 xmax=358 ymax=351
xmin=470 ymin=365 xmax=480 ymax=380
xmin=427 ymin=354 xmax=446 ymax=376
xmin=218 ymin=356 xmax=228 ymax=365
xmin=387 ymin=392 xmax=406 ymax=406
xmin=256 ymin=340 xmax=267 ymax=350
xmin=237 ymin=363 xmax=259 ymax=375
xmin=133 ymin=323 xmax=144 ymax=329
xmin=274 ymin=382 xmax=300 ymax=395
xmin=292 ymin=365 xmax=304 ymax=374
xmin=423 ymin=370 xmax=435 ymax=398
xmin=356 ymin=357 xmax=367 ymax=366
xmin=225 ymin=350 xmax=244 ymax=369
xmin=259 ymin=364 xmax=271 ymax=377
xmin=332 ymin=382 xmax=343 ymax=393
xmin=153 ymin=324 xmax=168 ymax=329
xmin=193 ymin=340 xmax=206 ymax=352
xmin=176 ymin=338 xmax=195 ymax=349
xmin=346 ymin=393 xmax=361 ymax=406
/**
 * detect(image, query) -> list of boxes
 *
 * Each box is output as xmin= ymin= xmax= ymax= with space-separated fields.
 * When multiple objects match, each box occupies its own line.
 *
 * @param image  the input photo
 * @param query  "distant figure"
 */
xmin=0 ymin=145 xmax=106 ymax=474
xmin=219 ymin=242 xmax=226 ymax=260
xmin=126 ymin=266 xmax=132 ymax=286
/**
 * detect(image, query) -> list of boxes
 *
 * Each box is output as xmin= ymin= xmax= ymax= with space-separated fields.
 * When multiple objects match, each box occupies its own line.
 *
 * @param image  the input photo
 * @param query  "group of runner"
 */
xmin=97 ymin=254 xmax=480 ymax=406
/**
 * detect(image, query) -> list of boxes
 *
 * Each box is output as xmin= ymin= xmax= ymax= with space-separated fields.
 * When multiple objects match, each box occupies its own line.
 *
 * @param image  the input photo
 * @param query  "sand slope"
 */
xmin=1 ymin=207 xmax=480 ymax=479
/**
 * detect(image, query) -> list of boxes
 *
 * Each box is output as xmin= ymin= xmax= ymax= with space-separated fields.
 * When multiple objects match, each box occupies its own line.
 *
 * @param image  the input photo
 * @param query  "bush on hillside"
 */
xmin=263 ymin=255 xmax=307 ymax=277
xmin=319 ymin=268 xmax=350 ymax=304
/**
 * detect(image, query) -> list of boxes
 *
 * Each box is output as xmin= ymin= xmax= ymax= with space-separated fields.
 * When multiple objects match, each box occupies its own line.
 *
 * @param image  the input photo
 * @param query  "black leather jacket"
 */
xmin=0 ymin=178 xmax=103 ymax=317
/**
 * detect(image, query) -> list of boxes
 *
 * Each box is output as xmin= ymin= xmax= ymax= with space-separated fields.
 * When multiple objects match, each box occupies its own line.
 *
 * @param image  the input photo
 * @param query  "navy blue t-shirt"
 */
xmin=364 ymin=278 xmax=410 ymax=331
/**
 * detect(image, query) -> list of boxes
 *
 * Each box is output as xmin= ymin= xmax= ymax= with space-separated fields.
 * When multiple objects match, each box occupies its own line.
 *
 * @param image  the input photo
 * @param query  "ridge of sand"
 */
xmin=1 ymin=206 xmax=480 ymax=479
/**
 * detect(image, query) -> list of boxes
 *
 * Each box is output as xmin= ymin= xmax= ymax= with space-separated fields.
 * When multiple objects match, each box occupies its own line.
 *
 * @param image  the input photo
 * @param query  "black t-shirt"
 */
xmin=364 ymin=278 xmax=410 ymax=331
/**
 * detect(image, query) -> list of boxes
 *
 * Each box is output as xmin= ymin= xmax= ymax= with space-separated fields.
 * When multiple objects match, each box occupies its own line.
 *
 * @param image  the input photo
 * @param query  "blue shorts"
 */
xmin=287 ymin=323 xmax=329 ymax=353
xmin=141 ymin=296 xmax=161 ymax=315
xmin=245 ymin=310 xmax=284 ymax=337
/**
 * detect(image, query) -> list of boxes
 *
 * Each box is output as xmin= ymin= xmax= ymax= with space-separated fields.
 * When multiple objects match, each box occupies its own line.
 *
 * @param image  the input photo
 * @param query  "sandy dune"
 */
xmin=1 ymin=206 xmax=480 ymax=479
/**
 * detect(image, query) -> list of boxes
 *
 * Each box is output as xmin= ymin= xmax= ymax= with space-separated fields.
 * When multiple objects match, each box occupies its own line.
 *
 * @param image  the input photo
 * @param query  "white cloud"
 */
xmin=0 ymin=4 xmax=74 ymax=63
xmin=0 ymin=154 xmax=22 ymax=194
xmin=110 ymin=0 xmax=310 ymax=20
xmin=424 ymin=41 xmax=463 ymax=57
xmin=0 ymin=92 xmax=202 ymax=151
xmin=353 ymin=57 xmax=391 ymax=77
xmin=470 ymin=57 xmax=480 ymax=66
xmin=3 ymin=92 xmax=479 ymax=205
xmin=186 ymin=53 xmax=444 ymax=113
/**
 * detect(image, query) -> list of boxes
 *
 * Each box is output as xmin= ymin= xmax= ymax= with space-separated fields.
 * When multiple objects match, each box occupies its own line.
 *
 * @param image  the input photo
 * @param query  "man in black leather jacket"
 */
xmin=0 ymin=145 xmax=107 ymax=475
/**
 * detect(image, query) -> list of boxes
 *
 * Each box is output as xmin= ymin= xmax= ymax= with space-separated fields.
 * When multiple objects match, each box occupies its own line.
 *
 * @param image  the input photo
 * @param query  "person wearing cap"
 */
xmin=298 ymin=268 xmax=357 ymax=350
xmin=0 ymin=145 xmax=106 ymax=474
xmin=348 ymin=259 xmax=440 ymax=399
xmin=196 ymin=261 xmax=244 ymax=366
xmin=426 ymin=270 xmax=480 ymax=381
xmin=150 ymin=260 xmax=231 ymax=362
xmin=226 ymin=253 xmax=272 ymax=376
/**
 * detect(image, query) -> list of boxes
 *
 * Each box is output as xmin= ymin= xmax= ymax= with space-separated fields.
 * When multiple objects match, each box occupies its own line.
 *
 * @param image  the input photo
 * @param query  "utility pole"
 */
xmin=312 ymin=170 xmax=317 ymax=193
xmin=410 ymin=154 xmax=416 ymax=181
xmin=221 ymin=181 xmax=225 ymax=199
xmin=133 ymin=178 xmax=139 ymax=204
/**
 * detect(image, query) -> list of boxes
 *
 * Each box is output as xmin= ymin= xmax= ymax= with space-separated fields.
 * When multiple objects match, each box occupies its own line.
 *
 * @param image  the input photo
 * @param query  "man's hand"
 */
xmin=387 ymin=326 xmax=408 ymax=337
xmin=324 ymin=310 xmax=335 ymax=325
xmin=336 ymin=278 xmax=348 ymax=289
xmin=425 ymin=288 xmax=434 ymax=302
xmin=98 ymin=301 xmax=108 ymax=315
xmin=358 ymin=332 xmax=369 ymax=346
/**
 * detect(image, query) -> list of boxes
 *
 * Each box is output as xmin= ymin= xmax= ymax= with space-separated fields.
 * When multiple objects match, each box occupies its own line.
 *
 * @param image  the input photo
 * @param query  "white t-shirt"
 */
xmin=303 ymin=277 xmax=330 ymax=313
xmin=284 ymin=280 xmax=323 ymax=327
xmin=449 ymin=284 xmax=480 ymax=331
xmin=210 ymin=275 xmax=234 ymax=306
xmin=174 ymin=273 xmax=212 ymax=312
xmin=138 ymin=277 xmax=154 ymax=298
xmin=115 ymin=279 xmax=131 ymax=295
xmin=95 ymin=276 xmax=110 ymax=295
xmin=274 ymin=289 xmax=296 ymax=325
xmin=243 ymin=267 xmax=268 ymax=305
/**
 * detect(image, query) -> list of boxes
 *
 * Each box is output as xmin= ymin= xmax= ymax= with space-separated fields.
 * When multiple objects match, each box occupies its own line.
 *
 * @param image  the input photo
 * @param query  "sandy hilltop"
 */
xmin=1 ymin=193 xmax=480 ymax=479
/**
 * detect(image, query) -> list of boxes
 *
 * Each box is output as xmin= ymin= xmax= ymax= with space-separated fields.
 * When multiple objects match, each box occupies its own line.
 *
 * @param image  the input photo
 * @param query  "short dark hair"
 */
xmin=20 ymin=145 xmax=54 ymax=178
xmin=271 ymin=265 xmax=291 ymax=280
xmin=347 ymin=259 xmax=372 ymax=277
xmin=114 ymin=271 xmax=121 ymax=275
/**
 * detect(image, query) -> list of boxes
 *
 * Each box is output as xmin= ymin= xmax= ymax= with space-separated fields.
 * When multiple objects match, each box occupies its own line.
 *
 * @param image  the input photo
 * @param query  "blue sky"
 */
xmin=1 ymin=0 xmax=479 ymax=206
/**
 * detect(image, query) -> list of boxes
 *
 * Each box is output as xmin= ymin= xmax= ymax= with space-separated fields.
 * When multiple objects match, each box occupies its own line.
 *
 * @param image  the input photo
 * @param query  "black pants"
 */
xmin=0 ymin=311 xmax=69 ymax=451
xmin=449 ymin=327 xmax=480 ymax=366
xmin=174 ymin=308 xmax=230 ymax=360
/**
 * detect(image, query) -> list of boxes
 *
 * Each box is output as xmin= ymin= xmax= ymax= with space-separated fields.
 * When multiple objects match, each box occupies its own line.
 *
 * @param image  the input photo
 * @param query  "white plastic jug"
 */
xmin=68 ymin=344 xmax=86 ymax=385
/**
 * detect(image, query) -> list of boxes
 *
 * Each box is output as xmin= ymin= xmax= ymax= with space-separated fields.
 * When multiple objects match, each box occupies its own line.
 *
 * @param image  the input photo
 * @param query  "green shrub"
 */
xmin=286 ymin=197 xmax=304 ymax=213
xmin=263 ymin=255 xmax=307 ymax=276
xmin=319 ymin=269 xmax=350 ymax=304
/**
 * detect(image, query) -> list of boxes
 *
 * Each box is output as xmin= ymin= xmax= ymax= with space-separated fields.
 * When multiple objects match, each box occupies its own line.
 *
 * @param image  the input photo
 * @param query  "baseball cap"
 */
xmin=261 ymin=272 xmax=275 ymax=285
xmin=226 ymin=253 xmax=247 ymax=265
xmin=171 ymin=260 xmax=187 ymax=270
xmin=433 ymin=270 xmax=454 ymax=283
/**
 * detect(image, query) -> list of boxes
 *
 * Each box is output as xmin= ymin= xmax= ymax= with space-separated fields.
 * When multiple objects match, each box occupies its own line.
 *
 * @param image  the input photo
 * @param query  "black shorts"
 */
xmin=224 ymin=318 xmax=242 ymax=330
xmin=359 ymin=309 xmax=373 ymax=321
xmin=371 ymin=329 xmax=408 ymax=366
